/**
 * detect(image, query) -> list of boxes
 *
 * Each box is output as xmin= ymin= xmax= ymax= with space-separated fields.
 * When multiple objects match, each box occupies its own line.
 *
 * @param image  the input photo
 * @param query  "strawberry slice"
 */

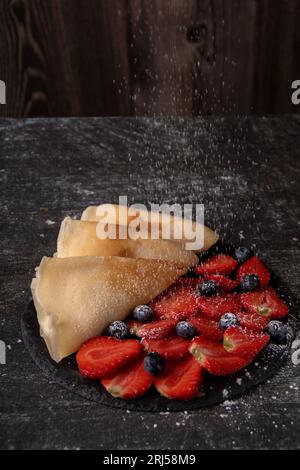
xmin=195 ymin=254 xmax=238 ymax=276
xmin=236 ymin=311 xmax=269 ymax=332
xmin=204 ymin=274 xmax=239 ymax=292
xmin=154 ymin=355 xmax=204 ymax=400
xmin=101 ymin=354 xmax=153 ymax=399
xmin=176 ymin=278 xmax=203 ymax=288
xmin=129 ymin=319 xmax=177 ymax=340
xmin=223 ymin=326 xmax=270 ymax=359
xmin=198 ymin=293 xmax=241 ymax=320
xmin=241 ymin=287 xmax=289 ymax=319
xmin=142 ymin=335 xmax=190 ymax=360
xmin=76 ymin=336 xmax=142 ymax=379
xmin=189 ymin=316 xmax=223 ymax=341
xmin=190 ymin=337 xmax=252 ymax=376
xmin=237 ymin=256 xmax=270 ymax=287
xmin=149 ymin=282 xmax=201 ymax=321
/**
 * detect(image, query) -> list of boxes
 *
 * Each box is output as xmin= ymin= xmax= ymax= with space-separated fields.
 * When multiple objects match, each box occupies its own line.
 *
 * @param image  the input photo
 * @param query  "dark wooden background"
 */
xmin=0 ymin=0 xmax=300 ymax=118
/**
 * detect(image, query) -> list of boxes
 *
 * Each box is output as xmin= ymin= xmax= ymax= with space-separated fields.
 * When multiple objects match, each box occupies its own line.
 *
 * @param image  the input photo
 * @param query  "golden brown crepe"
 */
xmin=81 ymin=204 xmax=218 ymax=252
xmin=31 ymin=256 xmax=189 ymax=362
xmin=57 ymin=217 xmax=198 ymax=266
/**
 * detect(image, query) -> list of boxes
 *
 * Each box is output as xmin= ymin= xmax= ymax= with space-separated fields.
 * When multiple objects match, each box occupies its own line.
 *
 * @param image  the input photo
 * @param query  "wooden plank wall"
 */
xmin=0 ymin=0 xmax=299 ymax=117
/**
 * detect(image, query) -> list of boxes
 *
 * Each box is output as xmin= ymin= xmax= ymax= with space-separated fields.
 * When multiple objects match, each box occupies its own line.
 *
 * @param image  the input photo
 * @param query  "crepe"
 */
xmin=57 ymin=217 xmax=198 ymax=266
xmin=81 ymin=204 xmax=218 ymax=252
xmin=31 ymin=256 xmax=189 ymax=362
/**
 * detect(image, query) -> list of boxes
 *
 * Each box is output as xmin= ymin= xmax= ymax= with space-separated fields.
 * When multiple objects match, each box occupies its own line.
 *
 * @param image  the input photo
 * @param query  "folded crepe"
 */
xmin=31 ymin=256 xmax=189 ymax=362
xmin=57 ymin=217 xmax=198 ymax=266
xmin=81 ymin=204 xmax=218 ymax=252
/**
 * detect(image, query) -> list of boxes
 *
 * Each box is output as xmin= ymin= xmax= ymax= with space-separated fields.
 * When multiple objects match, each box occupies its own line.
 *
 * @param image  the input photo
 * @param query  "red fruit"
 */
xmin=236 ymin=311 xmax=269 ymax=332
xmin=190 ymin=337 xmax=252 ymax=376
xmin=149 ymin=282 xmax=201 ymax=321
xmin=204 ymin=274 xmax=239 ymax=292
xmin=195 ymin=254 xmax=238 ymax=276
xmin=223 ymin=326 xmax=270 ymax=359
xmin=76 ymin=336 xmax=142 ymax=379
xmin=241 ymin=287 xmax=289 ymax=319
xmin=198 ymin=293 xmax=241 ymax=320
xmin=130 ymin=319 xmax=177 ymax=340
xmin=154 ymin=355 xmax=204 ymax=400
xmin=175 ymin=278 xmax=203 ymax=288
xmin=101 ymin=355 xmax=153 ymax=399
xmin=237 ymin=256 xmax=270 ymax=287
xmin=189 ymin=316 xmax=223 ymax=341
xmin=142 ymin=335 xmax=190 ymax=360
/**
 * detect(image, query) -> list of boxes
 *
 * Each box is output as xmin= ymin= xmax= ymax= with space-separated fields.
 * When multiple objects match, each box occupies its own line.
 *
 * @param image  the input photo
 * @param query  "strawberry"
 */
xmin=223 ymin=326 xmax=270 ymax=359
xmin=149 ymin=282 xmax=201 ymax=320
xmin=101 ymin=354 xmax=153 ymax=399
xmin=154 ymin=355 xmax=204 ymax=400
xmin=189 ymin=316 xmax=223 ymax=341
xmin=76 ymin=336 xmax=142 ymax=379
xmin=236 ymin=311 xmax=269 ymax=332
xmin=190 ymin=337 xmax=252 ymax=376
xmin=198 ymin=293 xmax=241 ymax=320
xmin=129 ymin=319 xmax=177 ymax=340
xmin=176 ymin=277 xmax=203 ymax=288
xmin=237 ymin=256 xmax=270 ymax=287
xmin=204 ymin=274 xmax=239 ymax=292
xmin=195 ymin=254 xmax=238 ymax=276
xmin=142 ymin=335 xmax=190 ymax=360
xmin=241 ymin=287 xmax=289 ymax=319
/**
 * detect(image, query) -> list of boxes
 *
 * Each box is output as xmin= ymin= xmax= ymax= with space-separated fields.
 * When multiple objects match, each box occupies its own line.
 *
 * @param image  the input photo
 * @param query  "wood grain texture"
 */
xmin=0 ymin=0 xmax=299 ymax=117
xmin=0 ymin=116 xmax=299 ymax=449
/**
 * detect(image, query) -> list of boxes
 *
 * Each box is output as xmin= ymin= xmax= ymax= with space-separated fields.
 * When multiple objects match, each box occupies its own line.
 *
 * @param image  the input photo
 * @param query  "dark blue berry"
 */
xmin=133 ymin=305 xmax=153 ymax=322
xmin=234 ymin=246 xmax=253 ymax=264
xmin=176 ymin=321 xmax=197 ymax=339
xmin=198 ymin=280 xmax=219 ymax=296
xmin=239 ymin=274 xmax=260 ymax=292
xmin=266 ymin=321 xmax=287 ymax=344
xmin=144 ymin=352 xmax=164 ymax=375
xmin=107 ymin=321 xmax=128 ymax=339
xmin=219 ymin=313 xmax=239 ymax=331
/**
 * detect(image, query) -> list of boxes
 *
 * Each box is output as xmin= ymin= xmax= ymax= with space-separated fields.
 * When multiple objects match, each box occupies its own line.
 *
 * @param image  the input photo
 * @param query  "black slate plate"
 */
xmin=22 ymin=275 xmax=297 ymax=412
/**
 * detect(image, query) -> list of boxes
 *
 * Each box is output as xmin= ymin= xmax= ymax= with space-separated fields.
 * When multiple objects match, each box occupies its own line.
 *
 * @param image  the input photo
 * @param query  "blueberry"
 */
xmin=144 ymin=352 xmax=164 ymax=375
xmin=234 ymin=246 xmax=253 ymax=264
xmin=176 ymin=321 xmax=197 ymax=339
xmin=266 ymin=321 xmax=287 ymax=344
xmin=219 ymin=313 xmax=239 ymax=331
xmin=198 ymin=280 xmax=219 ymax=296
xmin=133 ymin=305 xmax=153 ymax=322
xmin=107 ymin=321 xmax=128 ymax=339
xmin=239 ymin=274 xmax=260 ymax=292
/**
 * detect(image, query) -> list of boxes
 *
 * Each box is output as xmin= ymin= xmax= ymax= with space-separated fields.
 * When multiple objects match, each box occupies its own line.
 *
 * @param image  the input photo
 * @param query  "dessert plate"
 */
xmin=21 ymin=274 xmax=296 ymax=412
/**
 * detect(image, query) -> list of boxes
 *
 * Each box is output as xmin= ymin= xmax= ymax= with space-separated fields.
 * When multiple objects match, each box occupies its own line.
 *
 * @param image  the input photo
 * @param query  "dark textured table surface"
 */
xmin=0 ymin=116 xmax=299 ymax=450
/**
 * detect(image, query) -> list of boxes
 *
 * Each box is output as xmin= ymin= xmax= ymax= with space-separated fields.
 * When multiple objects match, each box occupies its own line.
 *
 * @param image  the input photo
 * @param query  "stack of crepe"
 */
xmin=31 ymin=204 xmax=218 ymax=362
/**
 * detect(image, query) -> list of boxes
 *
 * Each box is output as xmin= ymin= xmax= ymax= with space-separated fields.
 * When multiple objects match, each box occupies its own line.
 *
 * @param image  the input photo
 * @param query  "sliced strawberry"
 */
xmin=241 ymin=287 xmax=289 ymax=319
xmin=189 ymin=316 xmax=223 ymax=341
xmin=198 ymin=293 xmax=241 ymax=320
xmin=204 ymin=274 xmax=239 ymax=292
xmin=223 ymin=326 xmax=270 ymax=359
xmin=76 ymin=336 xmax=142 ymax=379
xmin=130 ymin=319 xmax=177 ymax=340
xmin=142 ymin=335 xmax=190 ymax=360
xmin=101 ymin=354 xmax=153 ymax=399
xmin=154 ymin=355 xmax=204 ymax=400
xmin=176 ymin=277 xmax=203 ymax=288
xmin=237 ymin=256 xmax=270 ymax=287
xmin=236 ymin=311 xmax=269 ymax=332
xmin=195 ymin=254 xmax=238 ymax=276
xmin=149 ymin=282 xmax=201 ymax=321
xmin=190 ymin=337 xmax=252 ymax=376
